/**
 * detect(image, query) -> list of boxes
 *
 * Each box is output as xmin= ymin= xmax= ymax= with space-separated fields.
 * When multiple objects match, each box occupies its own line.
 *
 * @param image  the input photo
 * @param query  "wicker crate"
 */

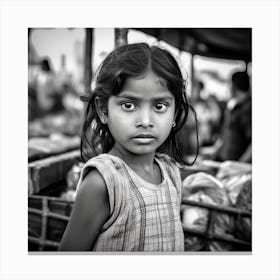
xmin=28 ymin=195 xmax=251 ymax=252
xmin=181 ymin=198 xmax=252 ymax=251
xmin=28 ymin=195 xmax=74 ymax=251
xmin=28 ymin=150 xmax=81 ymax=195
xmin=28 ymin=173 xmax=251 ymax=251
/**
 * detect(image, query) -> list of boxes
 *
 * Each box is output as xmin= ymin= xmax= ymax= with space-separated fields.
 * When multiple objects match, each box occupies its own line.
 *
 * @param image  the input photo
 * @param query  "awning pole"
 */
xmin=84 ymin=28 xmax=94 ymax=95
xmin=114 ymin=28 xmax=128 ymax=47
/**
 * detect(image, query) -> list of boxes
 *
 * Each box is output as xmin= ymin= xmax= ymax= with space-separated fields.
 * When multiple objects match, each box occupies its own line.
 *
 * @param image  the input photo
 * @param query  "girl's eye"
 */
xmin=155 ymin=103 xmax=168 ymax=112
xmin=121 ymin=102 xmax=136 ymax=111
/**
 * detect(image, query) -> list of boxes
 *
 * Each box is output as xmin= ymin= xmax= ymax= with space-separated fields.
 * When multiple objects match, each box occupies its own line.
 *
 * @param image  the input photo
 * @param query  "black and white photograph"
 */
xmin=28 ymin=28 xmax=252 ymax=252
xmin=1 ymin=1 xmax=280 ymax=280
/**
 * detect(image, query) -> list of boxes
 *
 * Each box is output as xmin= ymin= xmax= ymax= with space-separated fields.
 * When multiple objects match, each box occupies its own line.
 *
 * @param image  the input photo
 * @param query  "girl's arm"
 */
xmin=58 ymin=169 xmax=110 ymax=251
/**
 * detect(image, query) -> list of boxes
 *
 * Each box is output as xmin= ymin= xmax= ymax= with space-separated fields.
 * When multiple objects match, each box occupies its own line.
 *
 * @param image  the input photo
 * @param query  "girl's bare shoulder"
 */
xmin=77 ymin=168 xmax=108 ymax=199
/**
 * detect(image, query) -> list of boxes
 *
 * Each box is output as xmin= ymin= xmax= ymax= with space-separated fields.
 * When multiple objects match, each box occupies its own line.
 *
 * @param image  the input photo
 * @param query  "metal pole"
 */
xmin=114 ymin=28 xmax=128 ymax=48
xmin=84 ymin=28 xmax=94 ymax=95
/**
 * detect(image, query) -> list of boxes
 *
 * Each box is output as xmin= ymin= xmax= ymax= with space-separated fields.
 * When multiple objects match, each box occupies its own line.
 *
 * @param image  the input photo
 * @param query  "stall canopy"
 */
xmin=133 ymin=28 xmax=252 ymax=62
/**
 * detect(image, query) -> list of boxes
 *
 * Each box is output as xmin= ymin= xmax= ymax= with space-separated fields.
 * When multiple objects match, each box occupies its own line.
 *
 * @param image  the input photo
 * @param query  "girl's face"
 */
xmin=106 ymin=70 xmax=176 ymax=156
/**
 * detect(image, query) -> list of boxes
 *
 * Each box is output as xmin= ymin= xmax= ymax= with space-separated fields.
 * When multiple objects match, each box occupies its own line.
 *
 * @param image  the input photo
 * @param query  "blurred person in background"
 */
xmin=193 ymin=81 xmax=223 ymax=148
xmin=193 ymin=81 xmax=211 ymax=146
xmin=206 ymin=93 xmax=224 ymax=144
xmin=202 ymin=71 xmax=251 ymax=162
xmin=36 ymin=58 xmax=63 ymax=116
xmin=28 ymin=59 xmax=40 ymax=121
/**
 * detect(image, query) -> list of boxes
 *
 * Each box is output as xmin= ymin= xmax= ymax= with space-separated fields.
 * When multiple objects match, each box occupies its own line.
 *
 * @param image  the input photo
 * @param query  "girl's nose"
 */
xmin=136 ymin=108 xmax=154 ymax=128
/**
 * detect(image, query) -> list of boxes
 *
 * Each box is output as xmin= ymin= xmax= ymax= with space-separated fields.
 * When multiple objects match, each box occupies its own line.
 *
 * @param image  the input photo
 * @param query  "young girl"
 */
xmin=58 ymin=43 xmax=198 ymax=251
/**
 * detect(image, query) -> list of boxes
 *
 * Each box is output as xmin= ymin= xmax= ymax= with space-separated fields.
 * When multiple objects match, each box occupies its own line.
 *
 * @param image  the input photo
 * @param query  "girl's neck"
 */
xmin=109 ymin=145 xmax=156 ymax=173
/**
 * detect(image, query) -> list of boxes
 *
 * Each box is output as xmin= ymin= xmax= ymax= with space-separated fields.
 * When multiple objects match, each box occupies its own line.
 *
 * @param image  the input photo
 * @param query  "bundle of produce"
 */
xmin=216 ymin=161 xmax=252 ymax=204
xmin=28 ymin=111 xmax=82 ymax=138
xmin=59 ymin=162 xmax=84 ymax=202
xmin=28 ymin=118 xmax=51 ymax=138
xmin=182 ymin=172 xmax=235 ymax=251
xmin=233 ymin=178 xmax=252 ymax=245
xmin=180 ymin=159 xmax=220 ymax=181
xmin=28 ymin=133 xmax=80 ymax=162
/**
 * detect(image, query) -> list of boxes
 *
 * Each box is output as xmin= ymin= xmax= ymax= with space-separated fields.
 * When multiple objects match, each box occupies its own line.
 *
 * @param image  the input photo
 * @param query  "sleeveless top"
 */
xmin=76 ymin=153 xmax=184 ymax=252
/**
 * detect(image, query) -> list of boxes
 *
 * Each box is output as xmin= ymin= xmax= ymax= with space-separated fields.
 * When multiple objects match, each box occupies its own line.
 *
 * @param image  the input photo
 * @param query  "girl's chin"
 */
xmin=112 ymin=140 xmax=164 ymax=155
xmin=127 ymin=145 xmax=159 ymax=155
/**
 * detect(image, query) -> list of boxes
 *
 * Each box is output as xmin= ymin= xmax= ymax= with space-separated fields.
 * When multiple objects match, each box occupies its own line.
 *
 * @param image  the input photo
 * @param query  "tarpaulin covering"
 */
xmin=133 ymin=28 xmax=252 ymax=62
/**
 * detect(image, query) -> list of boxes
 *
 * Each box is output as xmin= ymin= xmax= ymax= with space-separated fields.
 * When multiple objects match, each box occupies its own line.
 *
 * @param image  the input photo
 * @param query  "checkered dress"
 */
xmin=77 ymin=153 xmax=184 ymax=252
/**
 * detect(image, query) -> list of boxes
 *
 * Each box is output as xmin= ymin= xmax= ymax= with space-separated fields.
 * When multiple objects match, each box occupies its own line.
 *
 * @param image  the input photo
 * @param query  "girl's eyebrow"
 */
xmin=116 ymin=93 xmax=174 ymax=102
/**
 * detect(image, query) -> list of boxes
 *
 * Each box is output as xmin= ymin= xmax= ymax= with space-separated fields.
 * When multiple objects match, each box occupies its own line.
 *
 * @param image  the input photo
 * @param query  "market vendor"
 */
xmin=201 ymin=71 xmax=252 ymax=163
xmin=36 ymin=58 xmax=63 ymax=115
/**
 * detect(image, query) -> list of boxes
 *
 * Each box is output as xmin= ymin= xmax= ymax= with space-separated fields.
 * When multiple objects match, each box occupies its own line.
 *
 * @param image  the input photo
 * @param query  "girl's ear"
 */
xmin=95 ymin=97 xmax=108 ymax=124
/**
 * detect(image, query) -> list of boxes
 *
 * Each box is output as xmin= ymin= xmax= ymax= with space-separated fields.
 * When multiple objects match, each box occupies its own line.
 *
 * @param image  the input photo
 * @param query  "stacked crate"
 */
xmin=28 ymin=150 xmax=80 ymax=251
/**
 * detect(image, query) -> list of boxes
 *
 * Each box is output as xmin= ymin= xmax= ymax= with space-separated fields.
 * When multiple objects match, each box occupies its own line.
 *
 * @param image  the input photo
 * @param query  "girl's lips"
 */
xmin=133 ymin=134 xmax=155 ymax=138
xmin=132 ymin=137 xmax=155 ymax=144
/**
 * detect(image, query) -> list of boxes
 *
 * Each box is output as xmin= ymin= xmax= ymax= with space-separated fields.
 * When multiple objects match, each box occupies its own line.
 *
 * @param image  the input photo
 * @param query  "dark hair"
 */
xmin=81 ymin=43 xmax=198 ymax=165
xmin=198 ymin=80 xmax=204 ymax=90
xmin=40 ymin=58 xmax=52 ymax=72
xmin=232 ymin=71 xmax=250 ymax=92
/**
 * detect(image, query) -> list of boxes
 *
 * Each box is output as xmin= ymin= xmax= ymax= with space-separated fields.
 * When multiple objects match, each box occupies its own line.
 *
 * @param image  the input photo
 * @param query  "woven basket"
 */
xmin=28 ymin=193 xmax=251 ymax=251
xmin=28 ymin=195 xmax=74 ymax=251
xmin=181 ymin=198 xmax=252 ymax=251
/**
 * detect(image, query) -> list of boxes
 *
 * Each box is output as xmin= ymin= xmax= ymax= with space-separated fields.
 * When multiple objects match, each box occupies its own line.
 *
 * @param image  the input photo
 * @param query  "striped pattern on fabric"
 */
xmin=76 ymin=153 xmax=184 ymax=252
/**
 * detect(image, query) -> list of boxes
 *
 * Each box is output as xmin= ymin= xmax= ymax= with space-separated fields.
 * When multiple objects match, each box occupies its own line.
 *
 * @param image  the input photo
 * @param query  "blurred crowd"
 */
xmin=28 ymin=57 xmax=83 ymax=121
xmin=28 ymin=57 xmax=85 ymax=138
xmin=182 ymin=70 xmax=252 ymax=163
